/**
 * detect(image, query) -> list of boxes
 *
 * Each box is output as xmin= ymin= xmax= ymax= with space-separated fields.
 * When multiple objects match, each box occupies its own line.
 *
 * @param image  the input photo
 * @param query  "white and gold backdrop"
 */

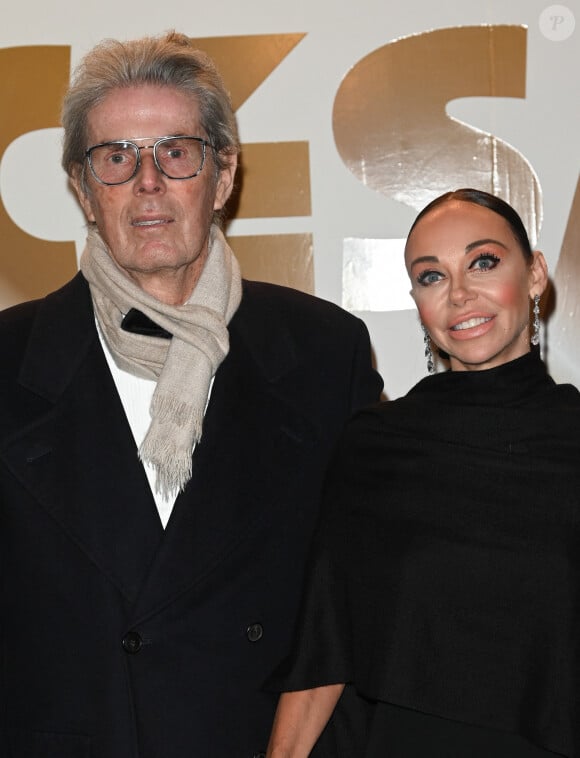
xmin=1 ymin=0 xmax=578 ymax=398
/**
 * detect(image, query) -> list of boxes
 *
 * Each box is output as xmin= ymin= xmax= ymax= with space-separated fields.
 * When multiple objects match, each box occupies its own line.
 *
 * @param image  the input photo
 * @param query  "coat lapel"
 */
xmin=0 ymin=274 xmax=164 ymax=604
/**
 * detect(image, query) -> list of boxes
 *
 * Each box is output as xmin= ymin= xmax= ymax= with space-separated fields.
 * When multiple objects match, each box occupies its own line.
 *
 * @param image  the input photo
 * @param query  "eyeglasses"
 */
xmin=84 ymin=135 xmax=211 ymax=185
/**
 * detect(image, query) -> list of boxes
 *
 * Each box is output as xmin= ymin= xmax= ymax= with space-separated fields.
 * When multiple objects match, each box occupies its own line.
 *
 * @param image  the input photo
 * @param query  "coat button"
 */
xmin=246 ymin=623 xmax=263 ymax=643
xmin=122 ymin=630 xmax=143 ymax=654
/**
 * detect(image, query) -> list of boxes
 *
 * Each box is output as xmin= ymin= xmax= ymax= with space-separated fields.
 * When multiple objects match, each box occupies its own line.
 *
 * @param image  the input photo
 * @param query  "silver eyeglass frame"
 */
xmin=84 ymin=135 xmax=211 ymax=186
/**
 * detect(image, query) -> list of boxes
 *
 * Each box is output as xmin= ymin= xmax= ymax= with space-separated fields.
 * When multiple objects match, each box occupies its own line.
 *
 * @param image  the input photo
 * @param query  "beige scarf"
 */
xmin=80 ymin=225 xmax=242 ymax=496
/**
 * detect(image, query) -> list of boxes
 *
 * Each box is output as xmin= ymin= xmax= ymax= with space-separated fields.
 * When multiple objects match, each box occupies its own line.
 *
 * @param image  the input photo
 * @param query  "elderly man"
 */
xmin=0 ymin=32 xmax=382 ymax=758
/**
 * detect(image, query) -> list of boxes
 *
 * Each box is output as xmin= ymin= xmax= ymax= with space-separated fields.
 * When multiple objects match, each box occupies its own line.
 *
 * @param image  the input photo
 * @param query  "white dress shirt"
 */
xmin=98 ymin=326 xmax=176 ymax=526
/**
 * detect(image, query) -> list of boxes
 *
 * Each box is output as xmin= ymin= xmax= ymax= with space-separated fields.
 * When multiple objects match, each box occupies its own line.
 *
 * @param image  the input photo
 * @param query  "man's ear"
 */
xmin=529 ymin=250 xmax=549 ymax=299
xmin=70 ymin=165 xmax=96 ymax=223
xmin=213 ymin=151 xmax=238 ymax=211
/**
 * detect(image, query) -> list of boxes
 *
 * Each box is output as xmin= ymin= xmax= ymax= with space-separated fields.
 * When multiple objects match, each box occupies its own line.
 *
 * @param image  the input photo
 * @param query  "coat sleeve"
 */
xmin=264 ymin=429 xmax=359 ymax=692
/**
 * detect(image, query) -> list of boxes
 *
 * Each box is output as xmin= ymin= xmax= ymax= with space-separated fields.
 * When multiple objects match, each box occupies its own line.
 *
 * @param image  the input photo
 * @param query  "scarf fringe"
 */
xmin=139 ymin=420 xmax=201 ymax=497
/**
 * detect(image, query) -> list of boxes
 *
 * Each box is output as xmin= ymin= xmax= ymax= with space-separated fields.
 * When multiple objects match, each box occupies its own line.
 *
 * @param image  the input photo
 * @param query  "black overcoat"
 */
xmin=0 ymin=272 xmax=382 ymax=758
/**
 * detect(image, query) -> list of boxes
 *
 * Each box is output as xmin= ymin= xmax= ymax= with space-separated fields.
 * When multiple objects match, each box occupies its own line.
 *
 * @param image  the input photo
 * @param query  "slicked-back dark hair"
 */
xmin=407 ymin=188 xmax=533 ymax=262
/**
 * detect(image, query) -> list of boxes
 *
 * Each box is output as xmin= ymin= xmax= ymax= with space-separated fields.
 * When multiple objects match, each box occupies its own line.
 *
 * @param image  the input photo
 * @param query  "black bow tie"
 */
xmin=121 ymin=308 xmax=172 ymax=339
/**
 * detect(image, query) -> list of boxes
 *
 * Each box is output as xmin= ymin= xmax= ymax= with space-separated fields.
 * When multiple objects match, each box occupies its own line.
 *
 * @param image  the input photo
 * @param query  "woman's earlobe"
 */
xmin=530 ymin=250 xmax=549 ymax=297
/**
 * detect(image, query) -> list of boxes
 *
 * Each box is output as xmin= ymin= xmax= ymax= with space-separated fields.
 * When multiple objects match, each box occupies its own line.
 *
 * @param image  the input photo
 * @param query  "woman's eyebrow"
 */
xmin=465 ymin=238 xmax=508 ymax=253
xmin=409 ymin=238 xmax=509 ymax=269
xmin=409 ymin=254 xmax=438 ymax=269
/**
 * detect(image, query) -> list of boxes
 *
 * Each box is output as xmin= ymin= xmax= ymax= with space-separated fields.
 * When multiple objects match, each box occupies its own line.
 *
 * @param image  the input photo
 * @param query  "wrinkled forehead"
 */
xmin=85 ymin=84 xmax=202 ymax=144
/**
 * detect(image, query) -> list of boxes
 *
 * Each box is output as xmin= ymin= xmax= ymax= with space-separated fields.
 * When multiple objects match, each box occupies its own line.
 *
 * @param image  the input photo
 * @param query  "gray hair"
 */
xmin=61 ymin=31 xmax=240 ymax=179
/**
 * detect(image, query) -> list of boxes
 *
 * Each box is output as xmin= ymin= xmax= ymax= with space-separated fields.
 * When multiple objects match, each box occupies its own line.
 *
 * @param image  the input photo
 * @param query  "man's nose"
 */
xmin=134 ymin=147 xmax=165 ymax=193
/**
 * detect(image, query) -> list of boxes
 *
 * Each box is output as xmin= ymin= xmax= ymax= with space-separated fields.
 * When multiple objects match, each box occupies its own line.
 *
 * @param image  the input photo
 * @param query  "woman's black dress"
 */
xmin=271 ymin=352 xmax=580 ymax=757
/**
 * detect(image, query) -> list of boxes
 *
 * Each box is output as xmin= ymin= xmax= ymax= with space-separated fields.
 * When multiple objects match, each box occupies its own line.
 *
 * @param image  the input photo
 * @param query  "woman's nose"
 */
xmin=448 ymin=275 xmax=476 ymax=306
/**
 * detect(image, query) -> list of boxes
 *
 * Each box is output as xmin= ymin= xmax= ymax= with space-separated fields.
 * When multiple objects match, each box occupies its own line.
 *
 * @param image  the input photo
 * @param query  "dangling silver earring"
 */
xmin=422 ymin=324 xmax=435 ymax=374
xmin=531 ymin=293 xmax=540 ymax=347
